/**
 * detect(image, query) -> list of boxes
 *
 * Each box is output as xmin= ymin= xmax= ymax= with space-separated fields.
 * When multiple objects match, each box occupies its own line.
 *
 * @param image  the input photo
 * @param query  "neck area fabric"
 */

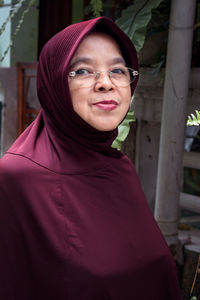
xmin=8 ymin=17 xmax=139 ymax=174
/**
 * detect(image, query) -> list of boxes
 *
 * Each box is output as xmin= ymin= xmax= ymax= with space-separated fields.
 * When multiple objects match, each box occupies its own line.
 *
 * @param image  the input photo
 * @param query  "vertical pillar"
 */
xmin=154 ymin=0 xmax=196 ymax=245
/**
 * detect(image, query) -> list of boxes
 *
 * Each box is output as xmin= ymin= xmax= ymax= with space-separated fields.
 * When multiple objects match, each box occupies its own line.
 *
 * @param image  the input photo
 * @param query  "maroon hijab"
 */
xmin=8 ymin=17 xmax=139 ymax=174
xmin=0 ymin=17 xmax=182 ymax=300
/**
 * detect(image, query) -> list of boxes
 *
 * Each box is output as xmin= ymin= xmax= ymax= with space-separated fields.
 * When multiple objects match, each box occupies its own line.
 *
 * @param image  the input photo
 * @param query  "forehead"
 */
xmin=70 ymin=32 xmax=123 ymax=62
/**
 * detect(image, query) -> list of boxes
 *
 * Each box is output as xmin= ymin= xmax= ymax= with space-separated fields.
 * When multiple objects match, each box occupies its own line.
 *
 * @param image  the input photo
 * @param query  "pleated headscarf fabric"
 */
xmin=7 ymin=16 xmax=139 ymax=174
xmin=0 ymin=17 xmax=182 ymax=299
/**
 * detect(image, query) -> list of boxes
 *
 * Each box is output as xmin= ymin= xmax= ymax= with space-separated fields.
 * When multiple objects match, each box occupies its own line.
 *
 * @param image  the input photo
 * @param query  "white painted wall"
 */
xmin=0 ymin=0 xmax=39 ymax=66
xmin=11 ymin=0 xmax=39 ymax=65
xmin=0 ymin=0 xmax=39 ymax=154
xmin=0 ymin=0 xmax=11 ymax=67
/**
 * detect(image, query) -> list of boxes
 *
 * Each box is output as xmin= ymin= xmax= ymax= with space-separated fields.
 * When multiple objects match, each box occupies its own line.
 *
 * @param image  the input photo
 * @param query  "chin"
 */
xmin=89 ymin=117 xmax=124 ymax=131
xmin=92 ymin=123 xmax=119 ymax=132
xmin=98 ymin=127 xmax=116 ymax=132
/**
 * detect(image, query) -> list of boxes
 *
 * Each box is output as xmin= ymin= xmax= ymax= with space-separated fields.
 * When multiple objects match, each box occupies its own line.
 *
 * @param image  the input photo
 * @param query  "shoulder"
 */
xmin=1 ymin=152 xmax=54 ymax=173
xmin=0 ymin=154 xmax=30 ymax=198
xmin=0 ymin=153 xmax=53 ymax=187
xmin=1 ymin=153 xmax=36 ymax=179
xmin=1 ymin=152 xmax=60 ymax=190
xmin=0 ymin=153 xmax=58 ymax=210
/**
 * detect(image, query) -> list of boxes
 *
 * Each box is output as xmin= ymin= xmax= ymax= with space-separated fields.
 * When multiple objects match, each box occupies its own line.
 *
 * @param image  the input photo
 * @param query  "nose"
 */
xmin=94 ymin=71 xmax=114 ymax=92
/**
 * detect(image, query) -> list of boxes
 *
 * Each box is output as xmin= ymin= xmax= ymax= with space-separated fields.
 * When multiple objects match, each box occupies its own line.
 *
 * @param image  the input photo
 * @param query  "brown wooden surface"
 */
xmin=17 ymin=62 xmax=39 ymax=136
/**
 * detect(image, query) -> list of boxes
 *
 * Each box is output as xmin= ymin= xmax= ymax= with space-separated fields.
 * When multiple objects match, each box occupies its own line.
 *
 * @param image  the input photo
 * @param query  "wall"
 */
xmin=0 ymin=0 xmax=11 ymax=67
xmin=132 ymin=68 xmax=200 ymax=211
xmin=11 ymin=0 xmax=39 ymax=65
xmin=0 ymin=0 xmax=39 ymax=154
xmin=0 ymin=67 xmax=17 ymax=155
xmin=0 ymin=0 xmax=39 ymax=67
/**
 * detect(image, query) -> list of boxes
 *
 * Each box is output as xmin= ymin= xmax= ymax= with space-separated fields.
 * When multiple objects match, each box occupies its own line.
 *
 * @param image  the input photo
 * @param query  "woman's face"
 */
xmin=68 ymin=32 xmax=131 ymax=131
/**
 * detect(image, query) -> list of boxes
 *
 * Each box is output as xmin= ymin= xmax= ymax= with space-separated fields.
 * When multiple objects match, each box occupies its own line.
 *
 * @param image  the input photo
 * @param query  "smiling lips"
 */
xmin=94 ymin=100 xmax=118 ymax=111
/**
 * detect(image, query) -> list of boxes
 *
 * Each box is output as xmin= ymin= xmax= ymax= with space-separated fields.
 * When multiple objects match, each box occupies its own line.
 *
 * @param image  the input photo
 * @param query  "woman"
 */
xmin=0 ymin=17 xmax=182 ymax=299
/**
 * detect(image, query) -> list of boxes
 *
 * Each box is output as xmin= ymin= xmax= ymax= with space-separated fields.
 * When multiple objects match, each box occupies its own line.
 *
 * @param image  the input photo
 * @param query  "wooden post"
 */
xmin=17 ymin=64 xmax=25 ymax=136
xmin=154 ymin=0 xmax=196 ymax=245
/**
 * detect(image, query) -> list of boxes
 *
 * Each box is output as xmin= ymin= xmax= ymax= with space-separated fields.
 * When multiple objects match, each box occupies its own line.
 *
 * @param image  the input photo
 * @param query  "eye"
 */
xmin=76 ymin=69 xmax=88 ymax=75
xmin=111 ymin=68 xmax=126 ymax=75
xmin=75 ymin=68 xmax=92 ymax=76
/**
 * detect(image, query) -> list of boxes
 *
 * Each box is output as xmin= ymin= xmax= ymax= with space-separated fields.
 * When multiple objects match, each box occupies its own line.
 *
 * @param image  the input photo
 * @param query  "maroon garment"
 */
xmin=0 ymin=17 xmax=182 ymax=299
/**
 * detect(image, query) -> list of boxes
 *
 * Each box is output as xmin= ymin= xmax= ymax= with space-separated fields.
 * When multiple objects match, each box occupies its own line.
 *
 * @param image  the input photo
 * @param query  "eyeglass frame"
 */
xmin=68 ymin=67 xmax=139 ymax=87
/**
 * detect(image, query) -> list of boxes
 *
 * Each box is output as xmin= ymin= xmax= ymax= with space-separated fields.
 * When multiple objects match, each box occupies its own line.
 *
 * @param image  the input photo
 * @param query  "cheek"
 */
xmin=69 ymin=88 xmax=88 ymax=118
xmin=122 ymin=88 xmax=131 ymax=108
xmin=69 ymin=86 xmax=80 ymax=110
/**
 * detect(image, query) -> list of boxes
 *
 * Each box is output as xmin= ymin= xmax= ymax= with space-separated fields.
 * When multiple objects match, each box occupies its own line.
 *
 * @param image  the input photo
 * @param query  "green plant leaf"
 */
xmin=90 ymin=0 xmax=103 ymax=17
xmin=116 ymin=0 xmax=164 ymax=52
xmin=187 ymin=111 xmax=200 ymax=126
xmin=112 ymin=110 xmax=135 ymax=150
xmin=112 ymin=0 xmax=164 ymax=151
xmin=196 ymin=110 xmax=200 ymax=120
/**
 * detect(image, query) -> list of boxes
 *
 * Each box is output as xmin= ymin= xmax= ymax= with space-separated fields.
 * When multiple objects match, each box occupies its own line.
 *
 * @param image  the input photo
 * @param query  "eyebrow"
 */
xmin=69 ymin=56 xmax=126 ymax=70
xmin=111 ymin=57 xmax=126 ymax=65
xmin=69 ymin=57 xmax=93 ymax=70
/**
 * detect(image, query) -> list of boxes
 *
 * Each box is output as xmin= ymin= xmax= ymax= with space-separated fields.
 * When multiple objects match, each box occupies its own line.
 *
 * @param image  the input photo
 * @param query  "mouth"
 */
xmin=93 ymin=100 xmax=118 ymax=111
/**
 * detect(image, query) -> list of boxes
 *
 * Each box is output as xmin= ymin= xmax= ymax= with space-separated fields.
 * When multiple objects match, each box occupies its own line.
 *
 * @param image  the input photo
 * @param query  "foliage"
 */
xmin=89 ymin=0 xmax=165 ymax=150
xmin=187 ymin=111 xmax=200 ymax=126
xmin=113 ymin=0 xmax=164 ymax=149
xmin=116 ymin=0 xmax=164 ymax=53
xmin=0 ymin=0 xmax=37 ymax=63
xmin=0 ymin=1 xmax=23 ymax=37
xmin=145 ymin=0 xmax=170 ymax=73
xmin=112 ymin=110 xmax=135 ymax=150
xmin=151 ymin=0 xmax=200 ymax=70
xmin=72 ymin=0 xmax=84 ymax=23
xmin=90 ymin=0 xmax=103 ymax=18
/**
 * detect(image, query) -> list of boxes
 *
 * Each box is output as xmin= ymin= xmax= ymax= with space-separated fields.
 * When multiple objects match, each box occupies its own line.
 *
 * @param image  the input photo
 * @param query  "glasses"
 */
xmin=68 ymin=67 xmax=139 ymax=87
